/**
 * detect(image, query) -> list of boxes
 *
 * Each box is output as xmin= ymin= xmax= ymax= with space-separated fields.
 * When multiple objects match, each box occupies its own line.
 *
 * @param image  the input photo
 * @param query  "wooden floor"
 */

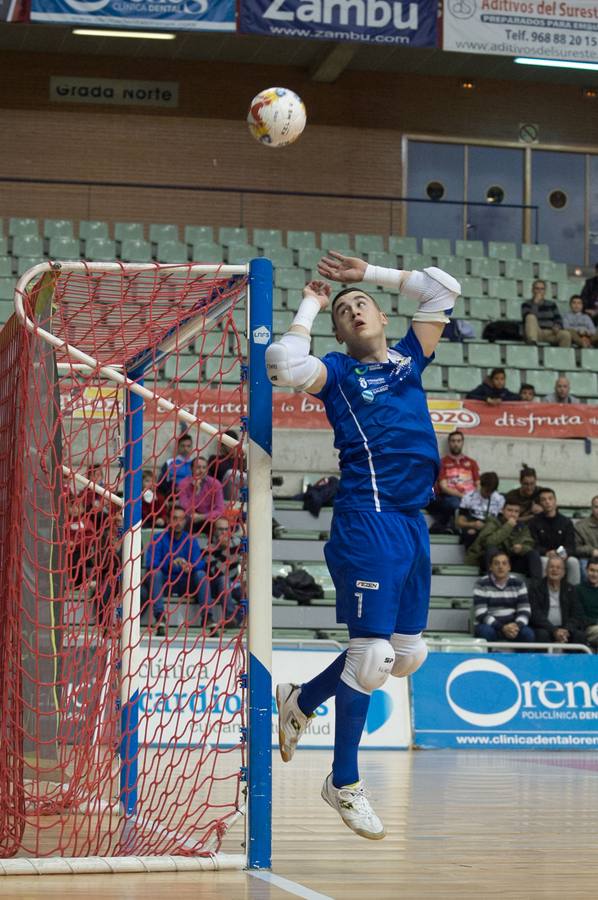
xmin=2 ymin=749 xmax=598 ymax=899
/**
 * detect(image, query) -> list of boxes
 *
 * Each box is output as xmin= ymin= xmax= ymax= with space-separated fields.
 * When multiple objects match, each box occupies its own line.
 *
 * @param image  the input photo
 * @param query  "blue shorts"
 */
xmin=324 ymin=510 xmax=431 ymax=636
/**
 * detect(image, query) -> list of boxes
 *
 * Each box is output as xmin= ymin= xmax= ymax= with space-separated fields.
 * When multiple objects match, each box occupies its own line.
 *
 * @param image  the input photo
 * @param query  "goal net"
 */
xmin=0 ymin=260 xmax=272 ymax=871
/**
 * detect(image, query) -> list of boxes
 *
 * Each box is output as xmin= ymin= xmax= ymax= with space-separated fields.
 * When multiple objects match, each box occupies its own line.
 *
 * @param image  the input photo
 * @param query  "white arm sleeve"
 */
xmin=265 ymin=332 xmax=323 ymax=391
xmin=364 ymin=264 xmax=461 ymax=324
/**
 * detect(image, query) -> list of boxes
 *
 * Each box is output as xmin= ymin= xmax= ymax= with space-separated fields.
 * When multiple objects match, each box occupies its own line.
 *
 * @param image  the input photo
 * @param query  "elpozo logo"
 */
xmin=445 ymin=658 xmax=598 ymax=728
xmin=428 ymin=398 xmax=480 ymax=433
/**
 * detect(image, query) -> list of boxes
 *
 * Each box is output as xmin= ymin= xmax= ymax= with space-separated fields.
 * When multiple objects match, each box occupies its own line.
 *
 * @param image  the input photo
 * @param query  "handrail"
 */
xmin=425 ymin=639 xmax=592 ymax=654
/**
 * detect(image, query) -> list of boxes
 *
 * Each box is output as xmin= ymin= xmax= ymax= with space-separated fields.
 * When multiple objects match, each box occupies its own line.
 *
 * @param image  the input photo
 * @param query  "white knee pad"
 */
xmin=390 ymin=632 xmax=428 ymax=678
xmin=340 ymin=638 xmax=395 ymax=695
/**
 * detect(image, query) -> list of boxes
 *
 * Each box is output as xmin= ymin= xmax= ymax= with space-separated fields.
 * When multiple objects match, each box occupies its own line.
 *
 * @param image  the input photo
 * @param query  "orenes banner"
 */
xmin=30 ymin=0 xmax=235 ymax=31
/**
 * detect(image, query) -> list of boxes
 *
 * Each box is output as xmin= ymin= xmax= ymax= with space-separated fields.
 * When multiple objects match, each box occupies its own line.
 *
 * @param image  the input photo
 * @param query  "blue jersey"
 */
xmin=313 ymin=327 xmax=439 ymax=513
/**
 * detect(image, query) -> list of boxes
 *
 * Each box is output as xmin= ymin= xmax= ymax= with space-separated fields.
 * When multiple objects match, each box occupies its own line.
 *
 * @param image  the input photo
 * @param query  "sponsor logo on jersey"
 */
xmin=361 ymin=389 xmax=375 ymax=403
xmin=356 ymin=580 xmax=379 ymax=590
xmin=358 ymin=377 xmax=368 ymax=389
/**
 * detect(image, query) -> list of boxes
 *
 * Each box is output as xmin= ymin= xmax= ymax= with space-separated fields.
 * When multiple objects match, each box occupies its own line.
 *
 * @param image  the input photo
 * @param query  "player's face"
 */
xmin=332 ymin=291 xmax=388 ymax=349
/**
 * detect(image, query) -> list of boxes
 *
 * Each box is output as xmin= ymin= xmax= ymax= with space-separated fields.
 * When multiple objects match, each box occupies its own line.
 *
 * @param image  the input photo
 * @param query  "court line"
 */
xmin=248 ymin=870 xmax=334 ymax=899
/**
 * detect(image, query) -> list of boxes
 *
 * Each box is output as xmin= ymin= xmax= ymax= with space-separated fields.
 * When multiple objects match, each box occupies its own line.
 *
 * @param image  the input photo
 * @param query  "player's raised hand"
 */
xmin=317 ymin=250 xmax=367 ymax=284
xmin=304 ymin=279 xmax=331 ymax=310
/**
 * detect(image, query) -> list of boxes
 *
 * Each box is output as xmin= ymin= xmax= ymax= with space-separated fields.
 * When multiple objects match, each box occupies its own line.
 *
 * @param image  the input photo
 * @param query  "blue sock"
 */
xmin=298 ymin=651 xmax=346 ymax=716
xmin=332 ymin=679 xmax=370 ymax=788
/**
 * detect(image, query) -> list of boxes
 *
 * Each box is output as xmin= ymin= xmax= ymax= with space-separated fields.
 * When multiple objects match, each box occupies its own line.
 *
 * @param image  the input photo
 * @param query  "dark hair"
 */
xmin=480 ymin=471 xmax=499 ymax=492
xmin=569 ymin=294 xmax=583 ymax=305
xmin=587 ymin=559 xmax=598 ymax=568
xmin=519 ymin=465 xmax=536 ymax=482
xmin=490 ymin=367 xmax=506 ymax=379
xmin=489 ymin=550 xmax=510 ymax=566
xmin=539 ymin=488 xmax=556 ymax=499
xmin=178 ymin=434 xmax=193 ymax=444
xmin=171 ymin=504 xmax=186 ymax=515
xmin=448 ymin=430 xmax=464 ymax=439
xmin=331 ymin=287 xmax=380 ymax=329
xmin=503 ymin=498 xmax=521 ymax=509
xmin=532 ymin=280 xmax=546 ymax=290
xmin=520 ymin=383 xmax=535 ymax=393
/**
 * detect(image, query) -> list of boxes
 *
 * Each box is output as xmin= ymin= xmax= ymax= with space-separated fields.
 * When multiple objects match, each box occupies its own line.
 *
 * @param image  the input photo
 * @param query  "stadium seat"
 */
xmin=84 ymin=237 xmax=117 ymax=261
xmin=297 ymin=248 xmax=322 ymax=270
xmin=367 ymin=251 xmax=396 ymax=267
xmin=580 ymin=348 xmax=598 ymax=372
xmin=505 ymin=259 xmax=535 ymax=280
xmin=275 ymin=268 xmax=307 ymax=290
xmin=79 ymin=220 xmax=109 ymax=241
xmin=266 ymin=246 xmax=294 ymax=267
xmin=538 ymin=261 xmax=568 ymax=281
xmin=506 ymin=344 xmax=539 ymax=369
xmin=543 ymin=346 xmax=576 ymax=370
xmin=521 ymin=243 xmax=550 ymax=262
xmin=286 ymin=231 xmax=317 ymax=251
xmin=253 ymin=228 xmax=283 ymax=249
xmin=504 ymin=298 xmax=524 ymax=320
xmin=557 ymin=279 xmax=584 ymax=301
xmin=525 ymin=369 xmax=558 ymax=396
xmin=190 ymin=241 xmax=224 ymax=263
xmin=435 ymin=343 xmax=465 ymax=366
xmin=184 ymin=225 xmax=213 ymax=245
xmin=0 ymin=299 xmax=14 ymax=322
xmin=388 ymin=315 xmax=408 ymax=337
xmin=465 ymin=319 xmax=483 ymax=339
xmin=0 ymin=237 xmax=7 ymax=256
xmin=273 ymin=310 xmax=294 ymax=334
xmin=437 ymin=256 xmax=467 ymax=278
xmin=17 ymin=257 xmax=41 ymax=276
xmin=0 ymin=278 xmax=15 ymax=300
xmin=398 ymin=296 xmax=419 ymax=317
xmin=156 ymin=240 xmax=188 ymax=263
xmin=12 ymin=234 xmax=43 ymax=258
xmin=488 ymin=241 xmax=518 ymax=260
xmin=455 ymin=240 xmax=484 ymax=259
xmin=469 ymin=257 xmax=500 ymax=278
xmin=422 ymin=238 xmax=451 ymax=258
xmin=0 ymin=258 xmax=12 ymax=278
xmin=388 ymin=236 xmax=418 ymax=257
xmin=163 ymin=355 xmax=201 ymax=383
xmin=312 ymin=312 xmax=333 ymax=336
xmin=114 ymin=222 xmax=144 ymax=242
xmin=227 ymin=243 xmax=257 ymax=264
xmin=505 ymin=369 xmax=521 ymax=393
xmin=487 ymin=278 xmax=518 ymax=301
xmin=149 ymin=224 xmax=179 ymax=244
xmin=204 ymin=356 xmax=241 ymax=384
xmin=372 ymin=292 xmax=393 ymax=314
xmin=448 ymin=367 xmax=480 ymax=393
xmin=218 ymin=227 xmax=248 ymax=246
xmin=402 ymin=253 xmax=431 ymax=271
xmin=422 ymin=366 xmax=444 ymax=392
xmin=9 ymin=218 xmax=38 ymax=238
xmin=354 ymin=234 xmax=384 ymax=254
xmin=120 ymin=239 xmax=152 ymax=262
xmin=44 ymin=219 xmax=75 ymax=239
xmin=459 ymin=277 xmax=483 ymax=298
xmin=467 ymin=342 xmax=501 ymax=368
xmin=468 ymin=297 xmax=500 ymax=320
xmin=568 ymin=371 xmax=597 ymax=397
xmin=320 ymin=232 xmax=351 ymax=251
xmin=273 ymin=289 xmax=286 ymax=310
xmin=194 ymin=330 xmax=228 ymax=356
xmin=48 ymin=236 xmax=80 ymax=259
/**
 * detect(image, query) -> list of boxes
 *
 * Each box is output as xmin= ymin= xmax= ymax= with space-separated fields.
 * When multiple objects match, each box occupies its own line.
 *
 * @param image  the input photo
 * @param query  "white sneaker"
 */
xmin=321 ymin=773 xmax=386 ymax=840
xmin=275 ymin=683 xmax=313 ymax=762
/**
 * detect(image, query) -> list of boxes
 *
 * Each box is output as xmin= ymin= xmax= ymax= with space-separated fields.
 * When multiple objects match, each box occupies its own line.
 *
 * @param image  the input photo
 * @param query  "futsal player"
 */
xmin=265 ymin=250 xmax=460 ymax=840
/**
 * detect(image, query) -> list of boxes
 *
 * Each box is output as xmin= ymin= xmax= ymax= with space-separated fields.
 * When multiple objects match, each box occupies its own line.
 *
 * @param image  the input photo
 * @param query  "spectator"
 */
xmin=465 ymin=499 xmax=542 ymax=580
xmin=159 ymin=433 xmax=195 ymax=495
xmin=144 ymin=505 xmax=210 ymax=635
xmin=562 ymin=294 xmax=596 ymax=347
xmin=581 ymin=262 xmax=598 ymax=322
xmin=456 ymin=471 xmax=505 ymax=549
xmin=529 ymin=488 xmax=581 ymax=585
xmin=473 ymin=551 xmax=534 ymax=646
xmin=576 ymin=559 xmax=598 ymax=650
xmin=79 ymin=462 xmax=105 ymax=514
xmin=208 ymin=429 xmax=244 ymax=500
xmin=141 ymin=469 xmax=168 ymax=528
xmin=574 ymin=494 xmax=598 ymax=579
xmin=429 ymin=430 xmax=480 ymax=534
xmin=522 ymin=280 xmax=571 ymax=347
xmin=505 ymin=466 xmax=547 ymax=524
xmin=529 ymin=556 xmax=587 ymax=647
xmin=519 ymin=383 xmax=538 ymax=402
xmin=179 ymin=456 xmax=225 ymax=534
xmin=206 ymin=516 xmax=244 ymax=627
xmin=543 ymin=375 xmax=579 ymax=405
xmin=466 ymin=367 xmax=520 ymax=405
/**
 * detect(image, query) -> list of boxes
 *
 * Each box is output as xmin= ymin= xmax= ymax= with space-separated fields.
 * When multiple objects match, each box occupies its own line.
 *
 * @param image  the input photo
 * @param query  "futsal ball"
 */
xmin=247 ymin=88 xmax=306 ymax=148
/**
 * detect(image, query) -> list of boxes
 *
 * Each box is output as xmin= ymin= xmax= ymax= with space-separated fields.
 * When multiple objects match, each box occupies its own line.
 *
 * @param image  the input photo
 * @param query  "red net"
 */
xmin=0 ymin=262 xmax=250 ymax=859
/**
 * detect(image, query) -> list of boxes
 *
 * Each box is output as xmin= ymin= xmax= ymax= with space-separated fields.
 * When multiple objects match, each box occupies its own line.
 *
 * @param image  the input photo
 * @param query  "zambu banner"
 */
xmin=137 ymin=644 xmax=411 ymax=749
xmin=443 ymin=0 xmax=598 ymax=63
xmin=239 ymin=0 xmax=437 ymax=46
xmin=31 ymin=0 xmax=235 ymax=31
xmin=412 ymin=652 xmax=598 ymax=750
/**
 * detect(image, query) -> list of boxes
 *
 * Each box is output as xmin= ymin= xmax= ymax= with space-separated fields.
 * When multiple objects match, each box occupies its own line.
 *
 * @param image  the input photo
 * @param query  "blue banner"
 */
xmin=239 ymin=0 xmax=437 ymax=46
xmin=31 ymin=0 xmax=235 ymax=31
xmin=412 ymin=653 xmax=598 ymax=750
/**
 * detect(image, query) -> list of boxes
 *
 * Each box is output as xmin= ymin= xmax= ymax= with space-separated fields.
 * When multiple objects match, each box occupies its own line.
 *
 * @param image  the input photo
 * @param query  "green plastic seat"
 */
xmin=297 ymin=248 xmax=322 ymax=270
xmin=156 ymin=240 xmax=188 ymax=263
xmin=437 ymin=256 xmax=467 ymax=278
xmin=48 ymin=236 xmax=80 ymax=259
xmin=504 ymin=298 xmax=524 ymax=319
xmin=521 ymin=243 xmax=550 ymax=262
xmin=488 ymin=278 xmax=518 ymax=301
xmin=459 ymin=277 xmax=483 ymax=298
xmin=469 ymin=258 xmax=500 ymax=278
xmin=253 ymin=228 xmax=283 ymax=249
xmin=538 ymin=261 xmax=567 ymax=281
xmin=455 ymin=240 xmax=484 ymax=258
xmin=164 ymin=355 xmax=201 ymax=383
xmin=464 ymin=319 xmax=483 ymax=339
xmin=0 ymin=258 xmax=12 ymax=278
xmin=557 ymin=279 xmax=584 ymax=301
xmin=543 ymin=346 xmax=576 ymax=370
xmin=9 ymin=217 xmax=38 ymax=238
xmin=434 ymin=343 xmax=465 ymax=366
xmin=355 ymin=234 xmax=384 ymax=254
xmin=266 ymin=246 xmax=294 ymax=267
xmin=448 ymin=366 xmax=480 ymax=393
xmin=568 ymin=371 xmax=597 ymax=398
xmin=312 ymin=312 xmax=333 ymax=336
xmin=320 ymin=232 xmax=351 ymax=251
xmin=505 ymin=258 xmax=535 ymax=280
xmin=0 ymin=298 xmax=14 ymax=322
xmin=422 ymin=366 xmax=444 ymax=392
xmin=0 ymin=278 xmax=15 ymax=300
xmin=85 ymin=237 xmax=116 ymax=261
xmin=17 ymin=257 xmax=41 ymax=276
xmin=149 ymin=223 xmax=179 ymax=244
xmin=388 ymin=236 xmax=418 ymax=257
xmin=275 ymin=267 xmax=307 ymax=290
xmin=401 ymin=253 xmax=431 ymax=271
xmin=194 ymin=330 xmax=228 ymax=357
xmin=367 ymin=251 xmax=396 ymax=267
xmin=0 ymin=237 xmax=7 ymax=256
xmin=505 ymin=368 xmax=521 ymax=393
xmin=488 ymin=241 xmax=518 ymax=260
xmin=506 ymin=344 xmax=539 ymax=369
xmin=397 ymin=297 xmax=419 ymax=317
xmin=218 ymin=227 xmax=247 ymax=246
xmin=468 ymin=297 xmax=500 ymax=321
xmin=79 ymin=220 xmax=109 ymax=241
xmin=190 ymin=242 xmax=224 ymax=264
xmin=467 ymin=342 xmax=501 ymax=368
xmin=120 ymin=238 xmax=152 ymax=262
xmin=422 ymin=238 xmax=451 ymax=258
xmin=371 ymin=292 xmax=393 ymax=314
xmin=114 ymin=222 xmax=144 ymax=242
xmin=580 ymin=348 xmax=598 ymax=372
xmin=286 ymin=230 xmax=316 ymax=251
xmin=204 ymin=355 xmax=241 ymax=385
xmin=13 ymin=234 xmax=43 ymax=258
xmin=44 ymin=219 xmax=75 ymax=239
xmin=226 ymin=243 xmax=257 ymax=264
xmin=273 ymin=310 xmax=294 ymax=335
xmin=272 ymin=289 xmax=286 ymax=310
xmin=184 ymin=225 xmax=213 ymax=245
xmin=525 ymin=369 xmax=559 ymax=395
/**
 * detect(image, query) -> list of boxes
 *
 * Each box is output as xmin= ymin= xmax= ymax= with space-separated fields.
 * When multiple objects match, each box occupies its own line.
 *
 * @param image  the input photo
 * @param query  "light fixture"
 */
xmin=583 ymin=88 xmax=598 ymax=99
xmin=514 ymin=57 xmax=598 ymax=72
xmin=72 ymin=28 xmax=176 ymax=40
xmin=460 ymin=80 xmax=475 ymax=90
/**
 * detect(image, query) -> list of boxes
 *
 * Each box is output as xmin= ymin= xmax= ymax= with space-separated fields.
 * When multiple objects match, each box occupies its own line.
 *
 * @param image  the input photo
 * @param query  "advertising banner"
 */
xmin=138 ymin=643 xmax=411 ymax=749
xmin=443 ymin=0 xmax=598 ymax=64
xmin=239 ymin=0 xmax=437 ymax=47
xmin=412 ymin=652 xmax=598 ymax=750
xmin=31 ymin=0 xmax=235 ymax=32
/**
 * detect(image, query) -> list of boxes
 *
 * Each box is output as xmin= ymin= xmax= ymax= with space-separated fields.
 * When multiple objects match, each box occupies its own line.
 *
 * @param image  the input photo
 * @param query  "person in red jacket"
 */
xmin=429 ymin=430 xmax=480 ymax=534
